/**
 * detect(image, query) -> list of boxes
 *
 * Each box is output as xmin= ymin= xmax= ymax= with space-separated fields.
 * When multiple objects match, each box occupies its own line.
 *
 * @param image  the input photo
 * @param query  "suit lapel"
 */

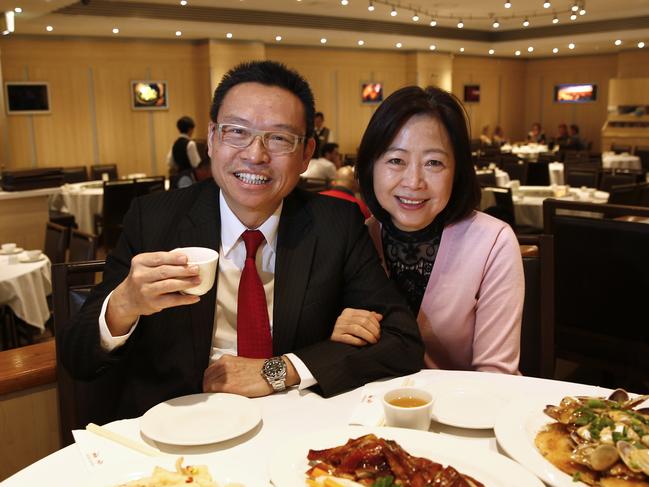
xmin=273 ymin=191 xmax=315 ymax=354
xmin=177 ymin=182 xmax=221 ymax=379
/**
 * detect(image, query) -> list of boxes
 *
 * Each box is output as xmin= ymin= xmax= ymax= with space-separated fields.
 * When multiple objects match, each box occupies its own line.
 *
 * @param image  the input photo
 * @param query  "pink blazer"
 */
xmin=368 ymin=211 xmax=523 ymax=374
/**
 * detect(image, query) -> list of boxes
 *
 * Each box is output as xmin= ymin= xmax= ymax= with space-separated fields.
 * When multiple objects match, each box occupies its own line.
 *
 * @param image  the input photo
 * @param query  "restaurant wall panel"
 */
xmin=616 ymin=49 xmax=649 ymax=78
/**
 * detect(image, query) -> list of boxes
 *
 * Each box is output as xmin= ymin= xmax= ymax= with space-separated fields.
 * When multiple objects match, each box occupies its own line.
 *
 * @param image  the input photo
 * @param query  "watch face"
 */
xmin=263 ymin=358 xmax=286 ymax=379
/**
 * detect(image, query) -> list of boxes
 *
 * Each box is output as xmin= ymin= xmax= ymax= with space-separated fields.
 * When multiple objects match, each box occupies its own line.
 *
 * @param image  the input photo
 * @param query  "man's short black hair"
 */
xmin=176 ymin=116 xmax=195 ymax=134
xmin=355 ymin=85 xmax=480 ymax=227
xmin=210 ymin=60 xmax=315 ymax=138
xmin=315 ymin=112 xmax=324 ymax=119
xmin=321 ymin=143 xmax=338 ymax=156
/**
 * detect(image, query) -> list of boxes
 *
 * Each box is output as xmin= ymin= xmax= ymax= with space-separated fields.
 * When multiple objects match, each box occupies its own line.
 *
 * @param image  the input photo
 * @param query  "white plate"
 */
xmin=431 ymin=381 xmax=509 ymax=429
xmin=269 ymin=426 xmax=544 ymax=487
xmin=140 ymin=393 xmax=261 ymax=446
xmin=93 ymin=455 xmax=266 ymax=487
xmin=0 ymin=247 xmax=24 ymax=255
xmin=494 ymin=395 xmax=589 ymax=487
xmin=18 ymin=255 xmax=45 ymax=263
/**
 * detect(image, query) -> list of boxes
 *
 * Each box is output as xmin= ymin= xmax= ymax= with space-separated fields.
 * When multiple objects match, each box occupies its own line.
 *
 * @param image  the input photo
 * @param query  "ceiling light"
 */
xmin=488 ymin=49 xmax=495 ymax=55
xmin=430 ymin=19 xmax=437 ymax=27
xmin=580 ymin=8 xmax=586 ymax=15
xmin=429 ymin=44 xmax=436 ymax=50
xmin=396 ymin=42 xmax=402 ymax=48
xmin=457 ymin=19 xmax=464 ymax=28
xmin=543 ymin=1 xmax=551 ymax=7
xmin=175 ymin=31 xmax=182 ymax=37
xmin=615 ymin=39 xmax=622 ymax=46
xmin=340 ymin=0 xmax=348 ymax=5
xmin=552 ymin=47 xmax=559 ymax=53
xmin=358 ymin=39 xmax=364 ymax=46
xmin=412 ymin=13 xmax=419 ymax=22
xmin=390 ymin=6 xmax=397 ymax=16
xmin=570 ymin=13 xmax=577 ymax=20
xmin=493 ymin=19 xmax=500 ymax=28
xmin=459 ymin=47 xmax=465 ymax=52
xmin=571 ymin=3 xmax=579 ymax=11
xmin=112 ymin=28 xmax=119 ymax=34
xmin=320 ymin=37 xmax=327 ymax=44
xmin=515 ymin=50 xmax=521 ymax=56
xmin=552 ymin=14 xmax=559 ymax=23
xmin=527 ymin=46 xmax=534 ymax=52
xmin=368 ymin=1 xmax=374 ymax=11
xmin=523 ymin=18 xmax=530 ymax=27
xmin=46 ymin=25 xmax=54 ymax=32
xmin=14 ymin=7 xmax=22 ymax=13
xmin=275 ymin=35 xmax=282 ymax=41
xmin=568 ymin=43 xmax=575 ymax=49
xmin=226 ymin=32 xmax=233 ymax=38
xmin=639 ymin=41 xmax=646 ymax=49
xmin=504 ymin=1 xmax=512 ymax=8
xmin=180 ymin=0 xmax=187 ymax=5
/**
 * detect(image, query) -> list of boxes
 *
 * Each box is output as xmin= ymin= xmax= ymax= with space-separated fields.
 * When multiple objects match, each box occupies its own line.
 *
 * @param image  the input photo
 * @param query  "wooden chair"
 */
xmin=51 ymin=260 xmax=120 ymax=446
xmin=543 ymin=199 xmax=649 ymax=392
xmin=634 ymin=146 xmax=649 ymax=175
xmin=44 ymin=222 xmax=70 ymax=264
xmin=475 ymin=170 xmax=497 ymax=187
xmin=607 ymin=182 xmax=647 ymax=206
xmin=482 ymin=187 xmax=516 ymax=229
xmin=517 ymin=234 xmax=555 ymax=378
xmin=90 ymin=164 xmax=118 ymax=181
xmin=99 ymin=179 xmax=136 ymax=251
xmin=501 ymin=159 xmax=527 ymax=184
xmin=599 ymin=172 xmax=639 ymax=192
xmin=62 ymin=166 xmax=88 ymax=184
xmin=526 ymin=161 xmax=550 ymax=186
xmin=565 ymin=167 xmax=599 ymax=188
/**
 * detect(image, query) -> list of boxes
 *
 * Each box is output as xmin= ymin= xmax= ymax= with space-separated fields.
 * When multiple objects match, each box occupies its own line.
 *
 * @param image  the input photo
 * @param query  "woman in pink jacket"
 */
xmin=331 ymin=86 xmax=523 ymax=374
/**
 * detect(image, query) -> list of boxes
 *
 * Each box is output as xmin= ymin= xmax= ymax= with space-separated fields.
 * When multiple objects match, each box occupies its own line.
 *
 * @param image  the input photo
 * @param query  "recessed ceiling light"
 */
xmin=175 ymin=31 xmax=182 ymax=37
xmin=457 ymin=19 xmax=464 ymax=28
xmin=552 ymin=47 xmax=559 ymax=53
xmin=340 ymin=0 xmax=348 ymax=5
xmin=571 ymin=3 xmax=578 ymax=11
xmin=14 ymin=7 xmax=22 ymax=13
xmin=320 ymin=37 xmax=327 ymax=44
xmin=568 ymin=43 xmax=575 ymax=49
xmin=570 ymin=13 xmax=577 ymax=20
xmin=275 ymin=35 xmax=282 ymax=41
xmin=112 ymin=28 xmax=119 ymax=34
xmin=523 ymin=18 xmax=530 ymax=27
xmin=488 ymin=49 xmax=495 ymax=55
xmin=430 ymin=19 xmax=437 ymax=27
xmin=579 ymin=8 xmax=586 ymax=15
xmin=390 ymin=6 xmax=397 ymax=17
xmin=357 ymin=39 xmax=365 ymax=46
xmin=515 ymin=50 xmax=521 ymax=56
xmin=46 ymin=25 xmax=54 ymax=32
xmin=459 ymin=47 xmax=465 ymax=52
xmin=368 ymin=1 xmax=374 ymax=11
xmin=429 ymin=44 xmax=436 ymax=50
xmin=180 ymin=0 xmax=187 ymax=5
xmin=543 ymin=1 xmax=551 ymax=8
xmin=412 ymin=13 xmax=419 ymax=22
xmin=615 ymin=39 xmax=622 ymax=46
xmin=493 ymin=19 xmax=500 ymax=28
xmin=639 ymin=41 xmax=646 ymax=49
xmin=527 ymin=46 xmax=534 ymax=52
xmin=226 ymin=32 xmax=233 ymax=38
xmin=552 ymin=15 xmax=559 ymax=24
xmin=504 ymin=1 xmax=512 ymax=8
xmin=396 ymin=42 xmax=402 ymax=48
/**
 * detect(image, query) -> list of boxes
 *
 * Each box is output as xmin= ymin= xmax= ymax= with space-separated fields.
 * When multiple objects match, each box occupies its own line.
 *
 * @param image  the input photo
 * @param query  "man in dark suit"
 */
xmin=60 ymin=61 xmax=423 ymax=419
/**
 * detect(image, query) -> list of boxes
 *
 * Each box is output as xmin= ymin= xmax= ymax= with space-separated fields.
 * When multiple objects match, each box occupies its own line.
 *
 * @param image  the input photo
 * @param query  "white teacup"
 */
xmin=25 ymin=250 xmax=42 ymax=260
xmin=2 ymin=243 xmax=17 ymax=253
xmin=382 ymin=387 xmax=433 ymax=431
xmin=171 ymin=247 xmax=219 ymax=296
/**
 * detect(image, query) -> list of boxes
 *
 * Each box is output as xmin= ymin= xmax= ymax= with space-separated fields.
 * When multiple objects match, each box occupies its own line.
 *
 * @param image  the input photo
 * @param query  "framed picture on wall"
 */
xmin=463 ymin=84 xmax=480 ymax=103
xmin=131 ymin=80 xmax=168 ymax=110
xmin=361 ymin=82 xmax=383 ymax=104
xmin=4 ymin=82 xmax=51 ymax=115
xmin=554 ymin=83 xmax=597 ymax=103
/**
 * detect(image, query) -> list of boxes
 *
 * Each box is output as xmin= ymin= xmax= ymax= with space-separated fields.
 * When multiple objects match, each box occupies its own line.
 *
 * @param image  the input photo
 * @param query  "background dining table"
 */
xmin=0 ymin=251 xmax=51 ymax=332
xmin=49 ymin=181 xmax=104 ymax=235
xmin=0 ymin=369 xmax=611 ymax=486
xmin=601 ymin=151 xmax=642 ymax=171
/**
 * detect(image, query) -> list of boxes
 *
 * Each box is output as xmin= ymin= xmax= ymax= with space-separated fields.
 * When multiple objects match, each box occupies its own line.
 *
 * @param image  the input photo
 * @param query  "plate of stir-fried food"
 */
xmin=268 ymin=426 xmax=544 ymax=487
xmin=495 ymin=389 xmax=649 ymax=487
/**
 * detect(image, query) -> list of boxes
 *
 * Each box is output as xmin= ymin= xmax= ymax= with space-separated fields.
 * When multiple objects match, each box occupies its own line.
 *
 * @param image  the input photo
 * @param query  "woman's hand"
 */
xmin=331 ymin=308 xmax=383 ymax=346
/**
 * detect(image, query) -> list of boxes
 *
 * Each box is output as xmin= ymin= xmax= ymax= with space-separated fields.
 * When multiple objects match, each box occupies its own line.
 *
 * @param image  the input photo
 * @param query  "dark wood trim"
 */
xmin=0 ymin=341 xmax=56 ymax=396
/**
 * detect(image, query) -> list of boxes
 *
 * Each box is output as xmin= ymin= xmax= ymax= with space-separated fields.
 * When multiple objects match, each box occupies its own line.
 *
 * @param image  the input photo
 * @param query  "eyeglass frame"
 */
xmin=214 ymin=122 xmax=307 ymax=155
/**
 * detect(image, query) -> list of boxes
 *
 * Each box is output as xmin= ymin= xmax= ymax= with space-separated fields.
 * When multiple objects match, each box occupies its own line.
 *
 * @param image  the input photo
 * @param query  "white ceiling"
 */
xmin=2 ymin=0 xmax=649 ymax=58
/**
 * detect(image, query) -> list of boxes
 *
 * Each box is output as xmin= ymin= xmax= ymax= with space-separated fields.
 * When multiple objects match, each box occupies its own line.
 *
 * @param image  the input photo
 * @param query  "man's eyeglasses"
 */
xmin=216 ymin=123 xmax=306 ymax=155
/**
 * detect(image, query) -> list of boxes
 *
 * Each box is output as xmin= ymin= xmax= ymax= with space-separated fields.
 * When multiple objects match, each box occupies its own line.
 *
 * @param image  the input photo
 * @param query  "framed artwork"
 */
xmin=5 ymin=82 xmax=51 ymax=115
xmin=131 ymin=80 xmax=168 ymax=110
xmin=361 ymin=82 xmax=383 ymax=104
xmin=554 ymin=83 xmax=597 ymax=103
xmin=463 ymin=85 xmax=480 ymax=103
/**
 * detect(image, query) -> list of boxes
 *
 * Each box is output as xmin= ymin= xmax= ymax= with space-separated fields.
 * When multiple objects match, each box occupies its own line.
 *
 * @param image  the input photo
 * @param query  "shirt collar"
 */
xmin=219 ymin=191 xmax=282 ymax=257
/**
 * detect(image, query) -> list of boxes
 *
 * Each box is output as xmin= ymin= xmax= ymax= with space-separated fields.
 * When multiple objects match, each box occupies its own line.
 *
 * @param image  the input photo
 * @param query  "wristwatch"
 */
xmin=261 ymin=356 xmax=287 ymax=392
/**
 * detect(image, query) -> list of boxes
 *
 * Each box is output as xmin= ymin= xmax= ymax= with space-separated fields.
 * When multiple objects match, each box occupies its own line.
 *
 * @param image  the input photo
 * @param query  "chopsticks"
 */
xmin=376 ymin=376 xmax=415 ymax=426
xmin=86 ymin=423 xmax=162 ymax=457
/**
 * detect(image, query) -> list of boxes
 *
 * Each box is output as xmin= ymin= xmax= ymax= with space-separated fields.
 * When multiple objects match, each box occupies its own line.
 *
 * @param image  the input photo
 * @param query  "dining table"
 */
xmin=0 ymin=369 xmax=617 ymax=486
xmin=501 ymin=143 xmax=556 ymax=161
xmin=0 ymin=250 xmax=52 ymax=331
xmin=601 ymin=151 xmax=642 ymax=171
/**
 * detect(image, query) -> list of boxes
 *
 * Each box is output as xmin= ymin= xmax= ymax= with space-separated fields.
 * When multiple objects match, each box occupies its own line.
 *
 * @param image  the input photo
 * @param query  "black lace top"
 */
xmin=382 ymin=219 xmax=443 ymax=315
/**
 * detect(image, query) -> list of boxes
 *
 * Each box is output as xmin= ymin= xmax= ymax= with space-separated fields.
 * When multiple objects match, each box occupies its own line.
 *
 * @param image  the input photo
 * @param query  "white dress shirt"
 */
xmin=98 ymin=191 xmax=316 ymax=389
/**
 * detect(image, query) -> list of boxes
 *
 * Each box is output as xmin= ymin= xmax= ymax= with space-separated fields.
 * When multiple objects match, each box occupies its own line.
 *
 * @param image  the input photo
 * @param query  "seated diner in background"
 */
xmin=491 ymin=125 xmax=507 ymax=146
xmin=527 ymin=122 xmax=546 ymax=144
xmin=320 ymin=166 xmax=371 ymax=219
xmin=59 ymin=60 xmax=424 ymax=420
xmin=331 ymin=85 xmax=524 ymax=374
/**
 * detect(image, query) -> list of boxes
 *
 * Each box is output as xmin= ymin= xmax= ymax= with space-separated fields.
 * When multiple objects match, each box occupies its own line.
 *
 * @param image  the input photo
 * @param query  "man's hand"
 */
xmin=106 ymin=251 xmax=201 ymax=336
xmin=202 ymin=355 xmax=299 ymax=397
xmin=330 ymin=308 xmax=382 ymax=346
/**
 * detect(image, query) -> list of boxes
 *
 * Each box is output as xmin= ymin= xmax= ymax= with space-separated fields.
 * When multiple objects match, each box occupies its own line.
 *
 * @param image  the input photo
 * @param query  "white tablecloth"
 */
xmin=502 ymin=143 xmax=554 ymax=161
xmin=0 ymin=369 xmax=610 ymax=486
xmin=602 ymin=151 xmax=642 ymax=171
xmin=0 ymin=252 xmax=51 ymax=330
xmin=59 ymin=182 xmax=103 ymax=235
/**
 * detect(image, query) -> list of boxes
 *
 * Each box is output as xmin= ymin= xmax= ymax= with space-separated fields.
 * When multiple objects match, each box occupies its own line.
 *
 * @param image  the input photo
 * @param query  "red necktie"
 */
xmin=237 ymin=230 xmax=273 ymax=358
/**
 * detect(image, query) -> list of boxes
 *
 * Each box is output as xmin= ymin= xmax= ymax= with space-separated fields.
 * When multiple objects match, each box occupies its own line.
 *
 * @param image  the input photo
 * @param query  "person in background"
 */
xmin=301 ymin=142 xmax=339 ymax=180
xmin=60 ymin=60 xmax=423 ymax=420
xmin=554 ymin=123 xmax=570 ymax=149
xmin=479 ymin=125 xmax=492 ymax=146
xmin=168 ymin=116 xmax=202 ymax=189
xmin=527 ymin=122 xmax=546 ymax=144
xmin=313 ymin=112 xmax=330 ymax=157
xmin=568 ymin=124 xmax=585 ymax=151
xmin=492 ymin=126 xmax=507 ymax=146
xmin=330 ymin=85 xmax=524 ymax=374
xmin=320 ymin=166 xmax=371 ymax=219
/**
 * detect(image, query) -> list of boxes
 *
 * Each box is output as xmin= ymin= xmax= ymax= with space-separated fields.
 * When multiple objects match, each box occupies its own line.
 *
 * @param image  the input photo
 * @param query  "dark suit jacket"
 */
xmin=60 ymin=179 xmax=424 ymax=418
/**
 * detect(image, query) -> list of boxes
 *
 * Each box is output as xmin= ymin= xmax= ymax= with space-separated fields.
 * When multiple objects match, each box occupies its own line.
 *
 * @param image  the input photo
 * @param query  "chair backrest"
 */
xmin=634 ymin=147 xmax=649 ymax=172
xmin=610 ymin=143 xmax=632 ymax=154
xmin=562 ymin=150 xmax=590 ymax=164
xmin=482 ymin=187 xmax=516 ymax=228
xmin=52 ymin=261 xmax=123 ymax=446
xmin=134 ymin=176 xmax=166 ymax=196
xmin=501 ymin=159 xmax=527 ymax=184
xmin=475 ymin=170 xmax=497 ymax=187
xmin=68 ymin=229 xmax=97 ymax=262
xmin=607 ymin=182 xmax=644 ymax=206
xmin=565 ymin=167 xmax=599 ymax=188
xmin=516 ymin=234 xmax=555 ymax=378
xmin=62 ymin=166 xmax=88 ymax=184
xmin=526 ymin=161 xmax=550 ymax=186
xmin=298 ymin=177 xmax=331 ymax=193
xmin=102 ymin=180 xmax=137 ymax=250
xmin=599 ymin=172 xmax=638 ymax=192
xmin=543 ymin=199 xmax=649 ymax=388
xmin=90 ymin=164 xmax=118 ymax=181
xmin=44 ymin=222 xmax=70 ymax=264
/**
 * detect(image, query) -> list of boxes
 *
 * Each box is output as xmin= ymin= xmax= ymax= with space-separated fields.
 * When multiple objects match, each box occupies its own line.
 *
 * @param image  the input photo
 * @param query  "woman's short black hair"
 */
xmin=210 ymin=60 xmax=315 ymax=138
xmin=176 ymin=116 xmax=195 ymax=134
xmin=355 ymin=85 xmax=480 ymax=227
